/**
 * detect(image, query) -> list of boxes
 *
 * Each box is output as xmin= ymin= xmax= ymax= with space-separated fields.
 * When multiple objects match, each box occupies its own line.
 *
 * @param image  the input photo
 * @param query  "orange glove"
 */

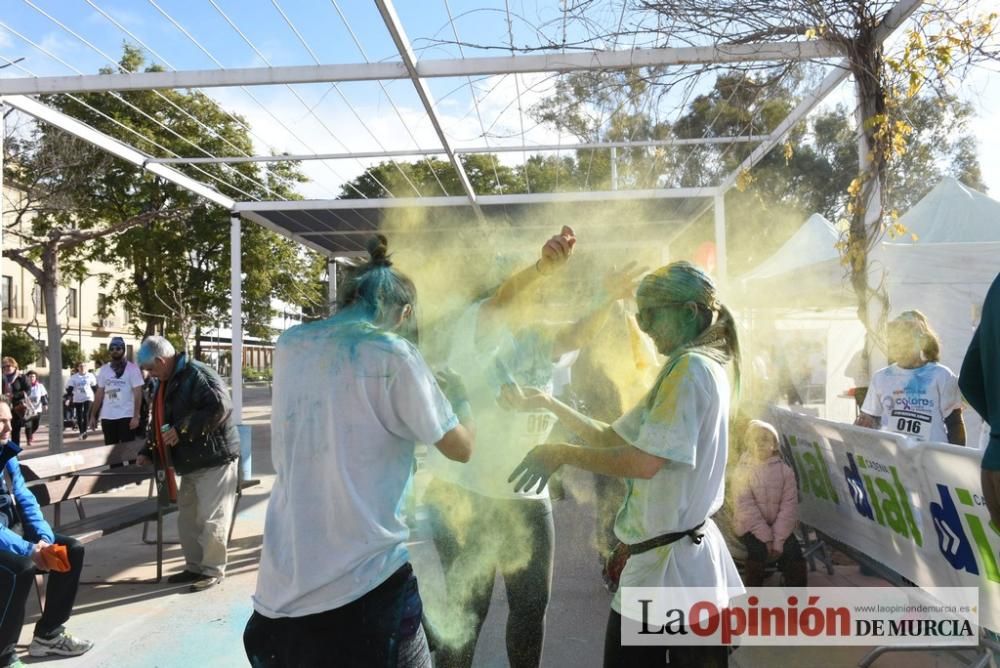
xmin=38 ymin=544 xmax=70 ymax=573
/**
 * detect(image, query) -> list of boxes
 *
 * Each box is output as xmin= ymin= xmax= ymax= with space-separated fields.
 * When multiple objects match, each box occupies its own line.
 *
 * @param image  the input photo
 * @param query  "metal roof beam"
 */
xmin=718 ymin=63 xmax=847 ymax=191
xmin=373 ymin=0 xmax=482 ymax=220
xmin=4 ymin=94 xmax=235 ymax=209
xmin=297 ymin=220 xmax=688 ymax=237
xmin=0 ymin=41 xmax=844 ymax=96
xmin=234 ymin=187 xmax=718 ymax=213
xmin=147 ymin=135 xmax=763 ymax=165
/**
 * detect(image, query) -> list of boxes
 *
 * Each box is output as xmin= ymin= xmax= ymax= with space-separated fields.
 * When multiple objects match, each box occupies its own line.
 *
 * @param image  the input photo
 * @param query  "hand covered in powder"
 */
xmin=509 ymin=443 xmax=565 ymax=494
xmin=537 ymin=226 xmax=576 ymax=274
xmin=497 ymin=383 xmax=551 ymax=412
xmin=603 ymin=261 xmax=648 ymax=301
xmin=435 ymin=368 xmax=469 ymax=407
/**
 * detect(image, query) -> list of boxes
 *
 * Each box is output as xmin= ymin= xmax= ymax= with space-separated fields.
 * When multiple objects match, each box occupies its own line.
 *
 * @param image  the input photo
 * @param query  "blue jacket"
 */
xmin=0 ymin=440 xmax=55 ymax=556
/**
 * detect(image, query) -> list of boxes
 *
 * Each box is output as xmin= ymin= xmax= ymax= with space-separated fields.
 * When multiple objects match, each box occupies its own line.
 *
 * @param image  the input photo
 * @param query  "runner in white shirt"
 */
xmin=246 ymin=235 xmax=473 ymax=668
xmin=67 ymin=362 xmax=96 ymax=439
xmin=505 ymin=261 xmax=741 ymax=668
xmin=23 ymin=370 xmax=48 ymax=447
xmin=857 ymin=310 xmax=966 ymax=445
xmin=424 ymin=228 xmax=644 ymax=668
xmin=89 ymin=336 xmax=144 ymax=445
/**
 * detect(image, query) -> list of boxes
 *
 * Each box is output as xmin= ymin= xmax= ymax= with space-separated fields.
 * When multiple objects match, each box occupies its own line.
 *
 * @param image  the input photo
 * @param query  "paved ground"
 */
xmin=11 ymin=388 xmax=983 ymax=667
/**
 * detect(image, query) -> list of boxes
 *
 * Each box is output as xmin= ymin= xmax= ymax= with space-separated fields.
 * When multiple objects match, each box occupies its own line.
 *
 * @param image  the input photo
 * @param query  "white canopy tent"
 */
xmin=739 ymin=212 xmax=853 ymax=309
xmin=742 ymin=177 xmax=1000 ymax=437
xmin=738 ymin=213 xmax=863 ymax=422
xmin=0 ymin=0 xmax=925 ymax=449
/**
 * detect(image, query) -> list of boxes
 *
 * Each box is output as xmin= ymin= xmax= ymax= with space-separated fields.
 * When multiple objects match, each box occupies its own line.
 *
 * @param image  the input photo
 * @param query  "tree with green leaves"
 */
xmin=60 ymin=340 xmax=84 ymax=369
xmin=531 ymin=64 xmax=985 ymax=276
xmin=560 ymin=0 xmax=997 ymax=372
xmin=3 ymin=106 xmax=190 ymax=451
xmin=4 ymin=46 xmax=326 ymax=449
xmin=1 ymin=325 xmax=38 ymax=370
xmin=49 ymin=46 xmax=325 ymax=351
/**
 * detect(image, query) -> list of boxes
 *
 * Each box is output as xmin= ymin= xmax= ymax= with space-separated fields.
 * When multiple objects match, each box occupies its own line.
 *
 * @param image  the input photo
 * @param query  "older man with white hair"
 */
xmin=136 ymin=336 xmax=240 ymax=592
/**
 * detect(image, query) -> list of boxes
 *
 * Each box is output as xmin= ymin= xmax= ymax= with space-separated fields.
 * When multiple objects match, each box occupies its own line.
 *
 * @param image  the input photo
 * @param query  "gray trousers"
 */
xmin=177 ymin=459 xmax=238 ymax=577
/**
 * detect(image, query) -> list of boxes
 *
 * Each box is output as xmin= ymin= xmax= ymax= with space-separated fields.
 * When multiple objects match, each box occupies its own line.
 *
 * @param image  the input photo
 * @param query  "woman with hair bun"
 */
xmin=505 ymin=261 xmax=742 ymax=667
xmin=856 ymin=310 xmax=966 ymax=445
xmin=245 ymin=235 xmax=474 ymax=668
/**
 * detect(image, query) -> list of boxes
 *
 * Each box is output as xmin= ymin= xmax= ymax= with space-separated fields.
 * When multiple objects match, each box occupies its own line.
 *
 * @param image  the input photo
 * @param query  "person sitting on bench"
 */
xmin=0 ymin=400 xmax=93 ymax=667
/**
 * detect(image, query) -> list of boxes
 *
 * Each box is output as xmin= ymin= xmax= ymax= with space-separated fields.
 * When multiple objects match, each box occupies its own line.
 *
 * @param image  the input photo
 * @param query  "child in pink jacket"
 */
xmin=733 ymin=420 xmax=807 ymax=587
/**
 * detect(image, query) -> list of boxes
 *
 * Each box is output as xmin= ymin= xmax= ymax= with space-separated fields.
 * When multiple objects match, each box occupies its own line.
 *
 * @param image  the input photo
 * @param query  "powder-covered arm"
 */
xmin=497 ymin=384 xmax=626 ymax=450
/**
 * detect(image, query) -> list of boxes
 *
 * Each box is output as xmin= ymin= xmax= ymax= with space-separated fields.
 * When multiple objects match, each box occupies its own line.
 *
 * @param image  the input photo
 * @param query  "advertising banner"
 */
xmin=767 ymin=407 xmax=999 ymax=631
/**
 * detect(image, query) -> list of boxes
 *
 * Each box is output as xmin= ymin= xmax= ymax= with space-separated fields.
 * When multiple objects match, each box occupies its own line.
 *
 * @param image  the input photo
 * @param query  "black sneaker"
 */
xmin=166 ymin=570 xmax=202 ymax=584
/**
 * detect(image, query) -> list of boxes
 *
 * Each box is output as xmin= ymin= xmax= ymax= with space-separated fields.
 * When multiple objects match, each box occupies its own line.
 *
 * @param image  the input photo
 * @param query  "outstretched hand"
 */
xmin=603 ymin=261 xmax=648 ymax=301
xmin=537 ymin=226 xmax=576 ymax=274
xmin=435 ymin=367 xmax=468 ymax=406
xmin=497 ymin=383 xmax=551 ymax=412
xmin=509 ymin=444 xmax=565 ymax=494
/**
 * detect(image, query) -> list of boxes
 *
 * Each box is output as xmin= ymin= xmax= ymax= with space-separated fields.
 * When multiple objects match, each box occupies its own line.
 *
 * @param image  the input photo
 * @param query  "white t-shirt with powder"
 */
xmin=253 ymin=320 xmax=457 ymax=618
xmin=95 ymin=362 xmax=143 ymax=420
xmin=610 ymin=352 xmax=743 ymax=619
xmin=861 ymin=362 xmax=962 ymax=443
xmin=426 ymin=302 xmax=558 ymax=500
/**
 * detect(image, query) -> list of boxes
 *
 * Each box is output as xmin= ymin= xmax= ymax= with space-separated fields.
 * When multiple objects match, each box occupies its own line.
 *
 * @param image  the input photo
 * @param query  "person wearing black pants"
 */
xmin=1 ymin=360 xmax=29 ymax=449
xmin=0 ymin=401 xmax=92 ymax=667
xmin=505 ymin=262 xmax=743 ymax=667
xmin=0 ymin=535 xmax=86 ymax=664
xmin=426 ymin=479 xmax=554 ymax=668
xmin=73 ymin=401 xmax=91 ymax=438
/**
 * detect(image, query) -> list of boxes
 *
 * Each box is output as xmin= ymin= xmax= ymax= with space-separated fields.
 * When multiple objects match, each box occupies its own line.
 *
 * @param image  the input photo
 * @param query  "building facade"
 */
xmin=2 ymin=185 xmax=140 ymax=375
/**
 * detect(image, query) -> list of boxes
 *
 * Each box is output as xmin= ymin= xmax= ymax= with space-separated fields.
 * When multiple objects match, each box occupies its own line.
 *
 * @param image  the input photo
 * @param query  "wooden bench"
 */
xmin=21 ymin=443 xmax=260 ymax=584
xmin=19 ymin=441 xmax=176 ymax=582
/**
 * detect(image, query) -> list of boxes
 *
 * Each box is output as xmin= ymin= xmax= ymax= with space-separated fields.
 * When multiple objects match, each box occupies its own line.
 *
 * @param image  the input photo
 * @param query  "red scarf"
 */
xmin=151 ymin=382 xmax=177 ymax=502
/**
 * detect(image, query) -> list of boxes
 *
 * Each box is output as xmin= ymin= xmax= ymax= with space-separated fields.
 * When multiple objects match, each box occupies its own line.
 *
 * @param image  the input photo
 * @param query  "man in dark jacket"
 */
xmin=0 ymin=400 xmax=92 ymax=667
xmin=136 ymin=336 xmax=240 ymax=592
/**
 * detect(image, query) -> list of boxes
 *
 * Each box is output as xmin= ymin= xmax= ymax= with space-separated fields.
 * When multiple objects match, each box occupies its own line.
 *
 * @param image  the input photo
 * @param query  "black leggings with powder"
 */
xmin=426 ymin=478 xmax=554 ymax=668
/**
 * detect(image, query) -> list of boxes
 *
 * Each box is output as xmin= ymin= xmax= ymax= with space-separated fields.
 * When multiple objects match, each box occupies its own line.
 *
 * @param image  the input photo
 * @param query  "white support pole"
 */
xmin=230 ymin=213 xmax=243 ymax=424
xmin=714 ymin=192 xmax=727 ymax=284
xmin=610 ymin=147 xmax=618 ymax=191
xmin=328 ymin=258 xmax=338 ymax=313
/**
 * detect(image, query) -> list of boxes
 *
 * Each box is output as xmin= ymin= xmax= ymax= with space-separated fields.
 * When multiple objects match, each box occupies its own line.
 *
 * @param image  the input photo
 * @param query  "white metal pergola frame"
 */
xmin=0 ymin=0 xmax=924 ymax=424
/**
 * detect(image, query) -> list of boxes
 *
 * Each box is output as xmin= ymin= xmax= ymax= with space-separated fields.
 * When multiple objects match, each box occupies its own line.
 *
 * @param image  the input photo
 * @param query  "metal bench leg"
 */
xmin=142 ymin=478 xmax=154 ymax=544
xmin=156 ymin=506 xmax=163 ymax=583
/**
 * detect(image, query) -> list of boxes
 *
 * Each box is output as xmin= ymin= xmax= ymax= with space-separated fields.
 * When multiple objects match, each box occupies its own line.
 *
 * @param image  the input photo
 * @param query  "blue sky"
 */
xmin=1 ymin=0 xmax=998 ymax=202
